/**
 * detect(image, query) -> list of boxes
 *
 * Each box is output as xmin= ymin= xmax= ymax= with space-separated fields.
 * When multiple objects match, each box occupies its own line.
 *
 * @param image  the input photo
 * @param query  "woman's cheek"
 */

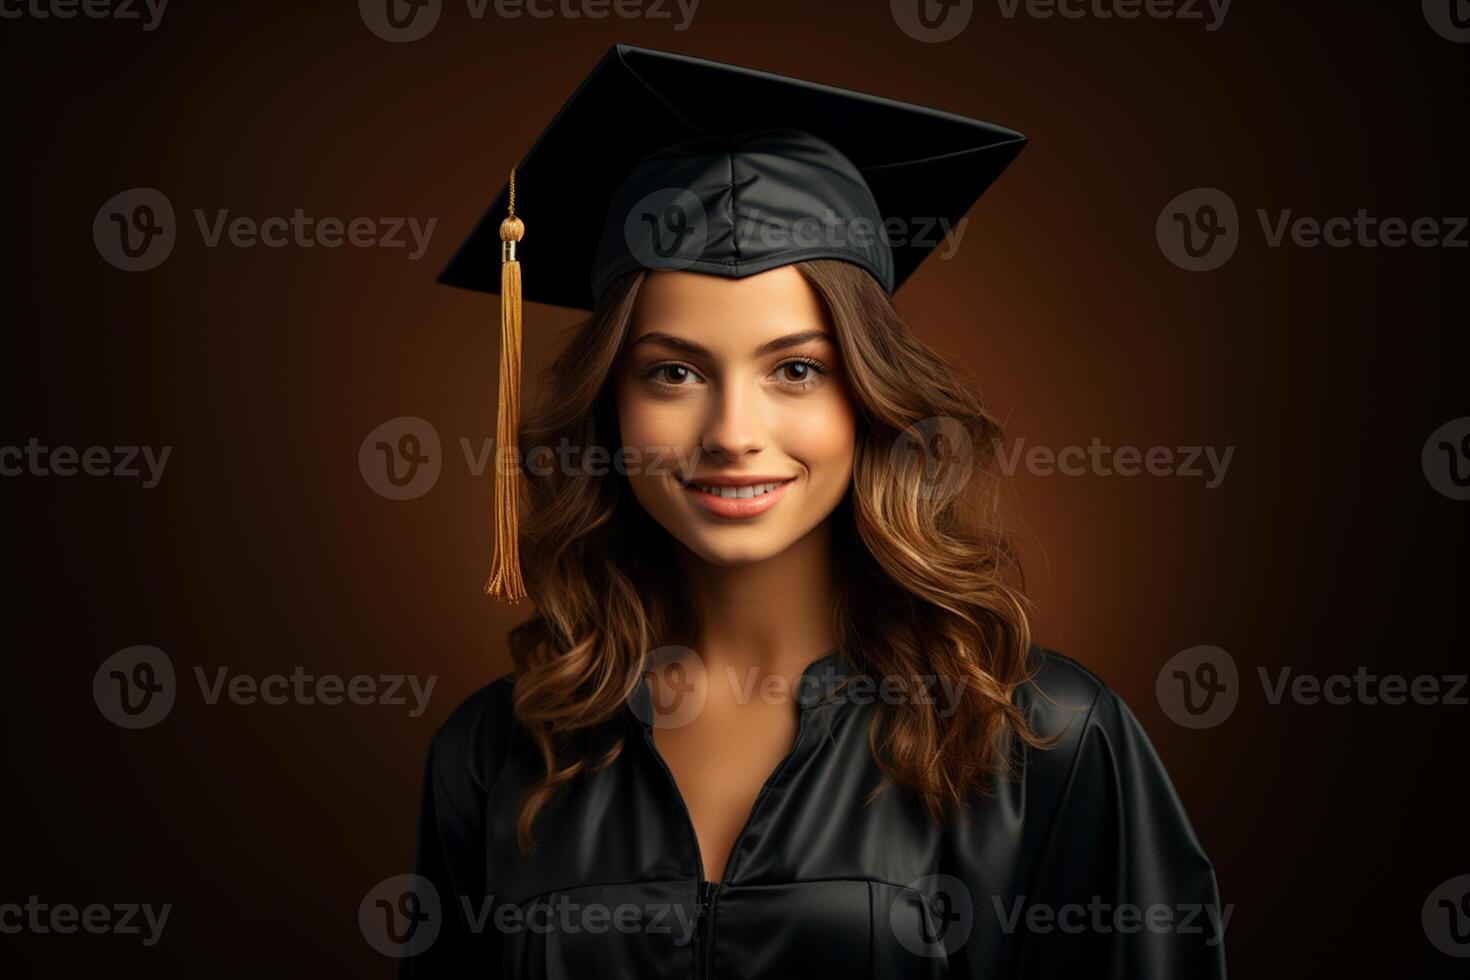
xmin=623 ymin=401 xmax=698 ymax=461
xmin=777 ymin=392 xmax=856 ymax=475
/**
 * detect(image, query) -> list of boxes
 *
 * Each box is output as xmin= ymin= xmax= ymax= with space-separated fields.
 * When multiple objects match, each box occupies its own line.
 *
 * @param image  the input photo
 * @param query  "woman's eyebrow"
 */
xmin=627 ymin=330 xmax=833 ymax=357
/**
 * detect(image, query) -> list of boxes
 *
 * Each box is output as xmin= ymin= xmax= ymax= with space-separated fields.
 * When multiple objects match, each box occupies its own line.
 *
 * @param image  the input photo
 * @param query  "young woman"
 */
xmin=401 ymin=44 xmax=1226 ymax=979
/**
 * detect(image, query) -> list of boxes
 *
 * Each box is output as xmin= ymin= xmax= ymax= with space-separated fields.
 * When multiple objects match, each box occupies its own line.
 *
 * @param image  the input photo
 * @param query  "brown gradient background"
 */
xmin=2 ymin=0 xmax=1467 ymax=976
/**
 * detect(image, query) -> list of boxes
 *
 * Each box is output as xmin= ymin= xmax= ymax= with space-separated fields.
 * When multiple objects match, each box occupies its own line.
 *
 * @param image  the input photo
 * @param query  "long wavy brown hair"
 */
xmin=503 ymin=258 xmax=1048 ymax=854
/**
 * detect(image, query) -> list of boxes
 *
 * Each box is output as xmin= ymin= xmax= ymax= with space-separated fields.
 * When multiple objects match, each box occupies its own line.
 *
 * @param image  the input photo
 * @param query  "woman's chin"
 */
xmin=677 ymin=532 xmax=791 ymax=568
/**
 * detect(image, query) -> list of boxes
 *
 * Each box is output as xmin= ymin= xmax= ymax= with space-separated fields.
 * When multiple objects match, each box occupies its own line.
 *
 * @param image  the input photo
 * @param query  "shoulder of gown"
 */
xmin=399 ymin=674 xmax=518 ymax=977
xmin=423 ymin=672 xmax=519 ymax=811
xmin=970 ymin=645 xmax=1228 ymax=978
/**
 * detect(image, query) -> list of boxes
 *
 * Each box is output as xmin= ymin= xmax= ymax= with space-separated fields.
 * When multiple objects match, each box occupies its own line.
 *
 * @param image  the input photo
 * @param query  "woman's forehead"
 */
xmin=627 ymin=268 xmax=833 ymax=350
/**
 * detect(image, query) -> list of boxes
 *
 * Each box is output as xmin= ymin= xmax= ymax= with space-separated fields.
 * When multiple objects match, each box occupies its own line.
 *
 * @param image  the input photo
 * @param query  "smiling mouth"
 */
xmin=676 ymin=477 xmax=796 ymax=499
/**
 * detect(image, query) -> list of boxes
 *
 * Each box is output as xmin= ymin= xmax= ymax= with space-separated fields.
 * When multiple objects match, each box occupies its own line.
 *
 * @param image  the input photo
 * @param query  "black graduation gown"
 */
xmin=398 ymin=647 xmax=1228 ymax=978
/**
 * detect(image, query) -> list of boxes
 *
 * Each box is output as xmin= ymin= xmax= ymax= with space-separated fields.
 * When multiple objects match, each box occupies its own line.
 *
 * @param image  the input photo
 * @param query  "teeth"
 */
xmin=688 ymin=480 xmax=788 ymax=498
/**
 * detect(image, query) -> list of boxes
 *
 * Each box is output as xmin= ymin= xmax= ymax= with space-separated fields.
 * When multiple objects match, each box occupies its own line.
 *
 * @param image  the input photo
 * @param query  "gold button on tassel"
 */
xmin=487 ymin=168 xmax=527 ymax=602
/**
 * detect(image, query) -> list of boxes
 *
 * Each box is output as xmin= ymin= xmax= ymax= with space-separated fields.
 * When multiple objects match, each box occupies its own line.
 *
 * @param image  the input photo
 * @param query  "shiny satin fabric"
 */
xmin=435 ymin=44 xmax=1027 ymax=312
xmin=590 ymin=129 xmax=896 ymax=304
xmin=401 ymin=649 xmax=1228 ymax=978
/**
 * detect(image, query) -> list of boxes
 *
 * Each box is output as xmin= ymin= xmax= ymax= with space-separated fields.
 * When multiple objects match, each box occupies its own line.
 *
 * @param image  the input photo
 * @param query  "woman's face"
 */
xmin=614 ymin=266 xmax=857 ymax=567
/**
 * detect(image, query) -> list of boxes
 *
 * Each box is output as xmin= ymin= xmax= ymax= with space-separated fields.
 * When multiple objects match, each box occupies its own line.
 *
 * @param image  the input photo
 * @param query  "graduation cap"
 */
xmin=440 ymin=43 xmax=1027 ymax=602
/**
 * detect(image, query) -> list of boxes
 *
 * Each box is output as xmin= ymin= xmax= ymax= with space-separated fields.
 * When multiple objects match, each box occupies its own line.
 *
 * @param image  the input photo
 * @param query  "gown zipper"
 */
xmin=694 ymin=878 xmax=717 ymax=980
xmin=638 ymin=700 xmax=815 ymax=980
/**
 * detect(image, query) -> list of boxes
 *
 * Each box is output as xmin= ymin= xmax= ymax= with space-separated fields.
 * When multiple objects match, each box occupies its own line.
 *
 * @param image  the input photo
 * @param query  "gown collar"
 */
xmin=625 ymin=648 xmax=854 ymax=731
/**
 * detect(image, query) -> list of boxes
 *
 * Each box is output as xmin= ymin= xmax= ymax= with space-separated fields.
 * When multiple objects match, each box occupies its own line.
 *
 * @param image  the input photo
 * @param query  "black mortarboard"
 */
xmin=440 ymin=44 xmax=1026 ymax=602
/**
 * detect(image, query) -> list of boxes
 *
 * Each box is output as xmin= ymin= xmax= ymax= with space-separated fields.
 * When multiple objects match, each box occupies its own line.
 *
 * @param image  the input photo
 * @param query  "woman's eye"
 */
xmin=644 ymin=358 xmax=827 ymax=389
xmin=648 ymin=363 xmax=700 ymax=387
xmin=774 ymin=358 xmax=828 ymax=387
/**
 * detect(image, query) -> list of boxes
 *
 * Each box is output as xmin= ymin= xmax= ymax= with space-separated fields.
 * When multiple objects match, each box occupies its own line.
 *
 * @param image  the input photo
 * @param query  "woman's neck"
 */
xmin=673 ymin=518 xmax=840 ymax=682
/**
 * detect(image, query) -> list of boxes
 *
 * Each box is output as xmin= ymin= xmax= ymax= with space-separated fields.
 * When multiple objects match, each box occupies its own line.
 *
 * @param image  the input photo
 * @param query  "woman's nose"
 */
xmin=699 ymin=379 xmax=766 ymax=461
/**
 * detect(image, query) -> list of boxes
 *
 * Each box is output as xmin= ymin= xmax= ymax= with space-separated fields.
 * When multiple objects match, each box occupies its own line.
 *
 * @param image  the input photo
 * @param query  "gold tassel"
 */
xmin=487 ymin=168 xmax=527 ymax=602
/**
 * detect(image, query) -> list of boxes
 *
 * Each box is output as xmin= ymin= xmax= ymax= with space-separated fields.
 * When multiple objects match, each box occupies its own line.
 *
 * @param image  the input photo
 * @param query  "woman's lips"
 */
xmin=678 ymin=477 xmax=797 ymax=518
